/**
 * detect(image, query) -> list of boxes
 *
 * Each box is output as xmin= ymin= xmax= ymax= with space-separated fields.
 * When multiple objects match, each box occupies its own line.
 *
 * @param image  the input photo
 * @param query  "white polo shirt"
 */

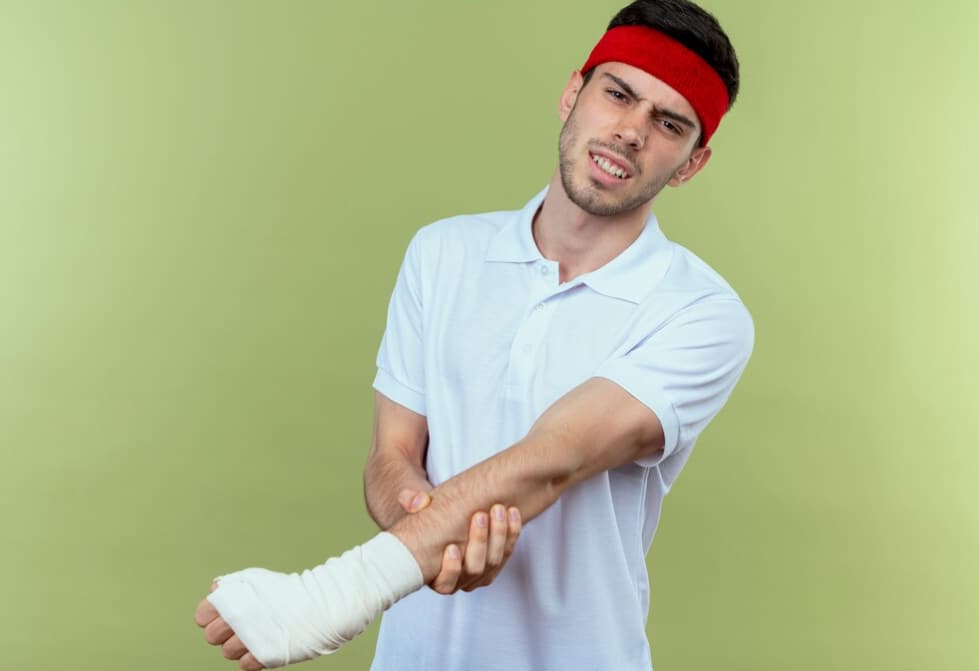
xmin=371 ymin=187 xmax=753 ymax=671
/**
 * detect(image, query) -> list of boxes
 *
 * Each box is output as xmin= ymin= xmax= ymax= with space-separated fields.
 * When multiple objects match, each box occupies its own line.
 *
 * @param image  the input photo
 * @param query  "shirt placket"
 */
xmin=504 ymin=259 xmax=562 ymax=399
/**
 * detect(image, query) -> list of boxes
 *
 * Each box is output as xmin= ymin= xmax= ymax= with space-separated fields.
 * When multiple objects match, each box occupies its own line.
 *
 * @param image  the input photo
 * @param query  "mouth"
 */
xmin=589 ymin=151 xmax=632 ymax=180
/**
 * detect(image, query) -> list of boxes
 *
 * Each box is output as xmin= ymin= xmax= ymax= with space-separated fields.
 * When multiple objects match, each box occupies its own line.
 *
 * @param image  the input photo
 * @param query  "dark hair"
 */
xmin=586 ymin=0 xmax=740 ymax=109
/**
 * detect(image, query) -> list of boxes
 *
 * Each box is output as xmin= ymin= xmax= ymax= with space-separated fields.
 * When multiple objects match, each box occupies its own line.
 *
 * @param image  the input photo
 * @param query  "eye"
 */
xmin=659 ymin=119 xmax=683 ymax=136
xmin=605 ymin=88 xmax=627 ymax=102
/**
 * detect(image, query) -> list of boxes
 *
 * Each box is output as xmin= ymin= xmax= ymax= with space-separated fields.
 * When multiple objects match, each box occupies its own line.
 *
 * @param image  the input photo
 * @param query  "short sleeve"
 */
xmin=595 ymin=298 xmax=754 ymax=467
xmin=373 ymin=232 xmax=428 ymax=415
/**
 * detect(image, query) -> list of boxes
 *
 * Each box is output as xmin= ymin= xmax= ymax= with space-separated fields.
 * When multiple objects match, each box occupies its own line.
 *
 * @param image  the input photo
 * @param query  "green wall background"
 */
xmin=2 ymin=2 xmax=976 ymax=669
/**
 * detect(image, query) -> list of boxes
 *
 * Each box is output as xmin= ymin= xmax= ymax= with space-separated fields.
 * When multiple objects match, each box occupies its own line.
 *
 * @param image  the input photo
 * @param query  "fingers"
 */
xmin=204 ymin=616 xmax=234 ymax=645
xmin=461 ymin=505 xmax=522 ymax=592
xmin=503 ymin=506 xmax=522 ymax=560
xmin=239 ymin=652 xmax=265 ymax=670
xmin=485 ymin=504 xmax=508 ymax=569
xmin=428 ymin=505 xmax=523 ymax=596
xmin=222 ymin=635 xmax=248 ymax=660
xmin=430 ymin=544 xmax=463 ymax=595
xmin=194 ymin=597 xmax=221 ymax=628
xmin=463 ymin=511 xmax=490 ymax=576
xmin=196 ymin=585 xmax=265 ymax=670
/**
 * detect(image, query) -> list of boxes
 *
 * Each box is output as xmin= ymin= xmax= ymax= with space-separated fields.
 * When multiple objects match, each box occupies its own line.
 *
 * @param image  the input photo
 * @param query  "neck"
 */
xmin=533 ymin=169 xmax=651 ymax=283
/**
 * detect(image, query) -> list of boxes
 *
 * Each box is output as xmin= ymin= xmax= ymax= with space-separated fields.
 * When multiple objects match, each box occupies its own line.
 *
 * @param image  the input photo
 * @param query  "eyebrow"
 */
xmin=601 ymin=72 xmax=698 ymax=131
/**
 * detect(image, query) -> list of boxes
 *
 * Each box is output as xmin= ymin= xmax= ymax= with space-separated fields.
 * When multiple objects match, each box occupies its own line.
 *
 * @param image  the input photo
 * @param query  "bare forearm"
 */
xmin=363 ymin=451 xmax=432 ymax=529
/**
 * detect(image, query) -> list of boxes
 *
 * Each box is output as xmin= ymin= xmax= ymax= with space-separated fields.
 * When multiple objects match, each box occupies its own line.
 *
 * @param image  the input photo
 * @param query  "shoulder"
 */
xmin=410 ymin=206 xmax=517 ymax=252
xmin=400 ymin=205 xmax=526 ymax=282
xmin=659 ymin=243 xmax=742 ymax=299
xmin=402 ymin=188 xmax=547 ymax=264
xmin=635 ymin=241 xmax=753 ymax=344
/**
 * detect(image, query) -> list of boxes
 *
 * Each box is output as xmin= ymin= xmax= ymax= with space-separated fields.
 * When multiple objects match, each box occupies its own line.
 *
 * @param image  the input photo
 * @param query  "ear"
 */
xmin=558 ymin=70 xmax=585 ymax=123
xmin=668 ymin=145 xmax=712 ymax=187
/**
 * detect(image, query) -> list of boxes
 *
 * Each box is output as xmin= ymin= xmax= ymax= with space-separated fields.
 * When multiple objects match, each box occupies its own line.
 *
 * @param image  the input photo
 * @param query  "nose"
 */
xmin=614 ymin=111 xmax=646 ymax=150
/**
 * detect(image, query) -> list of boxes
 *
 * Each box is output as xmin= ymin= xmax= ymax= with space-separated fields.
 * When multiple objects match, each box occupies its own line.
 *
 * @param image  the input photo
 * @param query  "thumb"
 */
xmin=398 ymin=489 xmax=431 ymax=513
xmin=397 ymin=489 xmax=416 ymax=511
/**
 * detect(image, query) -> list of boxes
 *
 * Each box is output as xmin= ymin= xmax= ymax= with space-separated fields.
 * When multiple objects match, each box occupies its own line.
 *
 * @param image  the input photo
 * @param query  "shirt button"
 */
xmin=535 ymin=303 xmax=545 ymax=312
xmin=539 ymin=265 xmax=550 ymax=276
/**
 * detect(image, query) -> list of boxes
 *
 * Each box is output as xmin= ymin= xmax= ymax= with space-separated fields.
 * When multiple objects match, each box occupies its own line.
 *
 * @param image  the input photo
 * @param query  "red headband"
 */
xmin=581 ymin=26 xmax=729 ymax=146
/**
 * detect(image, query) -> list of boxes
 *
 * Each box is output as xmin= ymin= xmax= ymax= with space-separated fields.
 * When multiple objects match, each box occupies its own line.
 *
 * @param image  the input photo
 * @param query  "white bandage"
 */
xmin=207 ymin=532 xmax=424 ymax=668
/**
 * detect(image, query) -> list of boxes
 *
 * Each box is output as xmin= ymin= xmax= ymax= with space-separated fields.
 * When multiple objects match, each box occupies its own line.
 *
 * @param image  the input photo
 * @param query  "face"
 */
xmin=557 ymin=62 xmax=712 ymax=217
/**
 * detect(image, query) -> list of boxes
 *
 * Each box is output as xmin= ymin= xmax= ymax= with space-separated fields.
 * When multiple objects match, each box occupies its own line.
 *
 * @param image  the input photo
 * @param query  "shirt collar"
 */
xmin=486 ymin=186 xmax=674 ymax=304
xmin=485 ymin=187 xmax=549 ymax=263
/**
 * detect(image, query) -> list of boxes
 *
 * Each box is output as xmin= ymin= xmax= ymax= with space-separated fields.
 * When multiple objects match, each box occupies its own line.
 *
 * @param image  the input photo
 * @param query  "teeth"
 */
xmin=591 ymin=154 xmax=628 ymax=179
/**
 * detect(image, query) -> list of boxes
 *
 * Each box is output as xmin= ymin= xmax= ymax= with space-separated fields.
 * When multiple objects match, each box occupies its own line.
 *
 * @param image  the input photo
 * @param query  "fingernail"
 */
xmin=476 ymin=513 xmax=488 ymax=528
xmin=493 ymin=505 xmax=505 ymax=521
xmin=411 ymin=494 xmax=427 ymax=510
xmin=447 ymin=545 xmax=460 ymax=559
xmin=509 ymin=507 xmax=520 ymax=522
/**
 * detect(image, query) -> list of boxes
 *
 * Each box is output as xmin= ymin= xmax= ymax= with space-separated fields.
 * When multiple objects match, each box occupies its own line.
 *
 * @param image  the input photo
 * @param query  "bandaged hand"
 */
xmin=196 ymin=533 xmax=423 ymax=669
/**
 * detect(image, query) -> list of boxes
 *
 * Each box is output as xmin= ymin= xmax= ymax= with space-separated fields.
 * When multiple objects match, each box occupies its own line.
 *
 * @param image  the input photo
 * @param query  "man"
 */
xmin=195 ymin=1 xmax=752 ymax=669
